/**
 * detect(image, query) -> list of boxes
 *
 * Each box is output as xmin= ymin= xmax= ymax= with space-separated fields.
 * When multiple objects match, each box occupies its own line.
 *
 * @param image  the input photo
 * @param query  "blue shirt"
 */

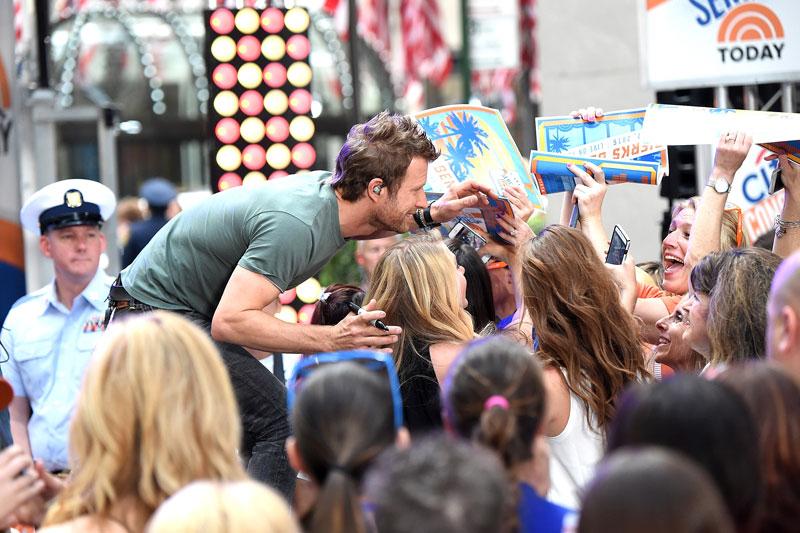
xmin=0 ymin=269 xmax=113 ymax=470
xmin=518 ymin=482 xmax=576 ymax=533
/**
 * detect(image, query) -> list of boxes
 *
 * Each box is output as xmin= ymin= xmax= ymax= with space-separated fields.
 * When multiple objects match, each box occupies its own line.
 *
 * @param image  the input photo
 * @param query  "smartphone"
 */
xmin=449 ymin=221 xmax=488 ymax=251
xmin=770 ymin=167 xmax=784 ymax=195
xmin=605 ymin=225 xmax=630 ymax=265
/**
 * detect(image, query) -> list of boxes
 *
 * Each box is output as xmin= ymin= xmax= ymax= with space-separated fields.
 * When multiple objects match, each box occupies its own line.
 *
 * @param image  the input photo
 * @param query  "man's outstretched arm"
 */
xmin=211 ymin=266 xmax=400 ymax=354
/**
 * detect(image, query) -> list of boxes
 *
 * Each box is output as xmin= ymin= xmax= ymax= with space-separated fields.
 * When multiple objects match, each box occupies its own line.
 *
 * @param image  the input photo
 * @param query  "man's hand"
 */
xmin=0 ymin=445 xmax=45 ymax=528
xmin=429 ymin=180 xmax=496 ymax=223
xmin=328 ymin=299 xmax=401 ymax=351
xmin=712 ymin=131 xmax=752 ymax=178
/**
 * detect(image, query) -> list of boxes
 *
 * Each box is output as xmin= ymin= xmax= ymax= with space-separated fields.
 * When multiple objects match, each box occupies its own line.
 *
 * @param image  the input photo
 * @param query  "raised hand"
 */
xmin=569 ymin=162 xmax=608 ymax=224
xmin=570 ymin=106 xmax=604 ymax=122
xmin=713 ymin=130 xmax=752 ymax=178
xmin=429 ymin=180 xmax=496 ymax=223
xmin=503 ymin=185 xmax=535 ymax=223
xmin=605 ymin=255 xmax=637 ymax=313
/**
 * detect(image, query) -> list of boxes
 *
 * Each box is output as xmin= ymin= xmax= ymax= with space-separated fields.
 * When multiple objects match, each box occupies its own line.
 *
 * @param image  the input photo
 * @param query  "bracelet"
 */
xmin=413 ymin=208 xmax=425 ymax=229
xmin=775 ymin=214 xmax=800 ymax=238
xmin=414 ymin=208 xmax=441 ymax=229
xmin=414 ymin=202 xmax=441 ymax=230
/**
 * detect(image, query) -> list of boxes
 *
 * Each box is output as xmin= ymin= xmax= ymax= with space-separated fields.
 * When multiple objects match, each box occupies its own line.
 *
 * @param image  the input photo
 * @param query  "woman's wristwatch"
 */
xmin=707 ymin=175 xmax=731 ymax=194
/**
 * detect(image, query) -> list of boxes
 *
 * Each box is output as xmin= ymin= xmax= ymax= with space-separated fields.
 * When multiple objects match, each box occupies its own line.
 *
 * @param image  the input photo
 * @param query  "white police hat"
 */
xmin=20 ymin=179 xmax=116 ymax=235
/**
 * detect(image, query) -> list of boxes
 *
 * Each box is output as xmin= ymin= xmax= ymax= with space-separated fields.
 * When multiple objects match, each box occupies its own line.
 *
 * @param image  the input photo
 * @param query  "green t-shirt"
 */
xmin=122 ymin=171 xmax=345 ymax=318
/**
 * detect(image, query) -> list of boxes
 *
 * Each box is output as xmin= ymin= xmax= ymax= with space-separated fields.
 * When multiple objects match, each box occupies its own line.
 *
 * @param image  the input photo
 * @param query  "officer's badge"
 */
xmin=65 ymin=190 xmax=84 ymax=208
xmin=82 ymin=315 xmax=106 ymax=333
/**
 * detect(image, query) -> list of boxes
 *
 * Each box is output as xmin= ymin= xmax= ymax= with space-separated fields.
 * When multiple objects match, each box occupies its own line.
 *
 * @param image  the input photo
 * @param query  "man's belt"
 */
xmin=105 ymin=276 xmax=156 ymax=326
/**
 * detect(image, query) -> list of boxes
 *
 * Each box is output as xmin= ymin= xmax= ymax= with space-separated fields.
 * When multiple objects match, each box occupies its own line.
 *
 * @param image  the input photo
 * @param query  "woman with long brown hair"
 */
xmin=519 ymin=225 xmax=647 ymax=508
xmin=40 ymin=312 xmax=246 ymax=533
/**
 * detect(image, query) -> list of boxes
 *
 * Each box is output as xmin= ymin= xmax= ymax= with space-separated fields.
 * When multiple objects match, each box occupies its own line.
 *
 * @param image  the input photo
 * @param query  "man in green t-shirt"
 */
xmin=106 ymin=111 xmax=493 ymax=499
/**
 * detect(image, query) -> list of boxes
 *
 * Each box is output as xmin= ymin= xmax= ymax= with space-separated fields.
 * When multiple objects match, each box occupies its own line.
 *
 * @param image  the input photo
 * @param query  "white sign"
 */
xmin=639 ymin=0 xmax=800 ymax=89
xmin=640 ymin=104 xmax=800 ymax=145
xmin=469 ymin=0 xmax=519 ymax=71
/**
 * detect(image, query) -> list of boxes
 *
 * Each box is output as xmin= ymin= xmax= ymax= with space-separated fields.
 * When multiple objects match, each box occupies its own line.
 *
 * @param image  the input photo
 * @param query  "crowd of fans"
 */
xmin=2 ymin=108 xmax=800 ymax=533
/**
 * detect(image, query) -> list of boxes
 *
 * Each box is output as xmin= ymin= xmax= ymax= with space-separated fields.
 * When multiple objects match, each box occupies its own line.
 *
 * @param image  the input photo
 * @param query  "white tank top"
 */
xmin=546 ymin=388 xmax=604 ymax=510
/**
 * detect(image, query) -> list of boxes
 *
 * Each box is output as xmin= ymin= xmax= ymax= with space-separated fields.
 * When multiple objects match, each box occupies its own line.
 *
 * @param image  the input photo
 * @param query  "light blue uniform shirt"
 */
xmin=0 ymin=269 xmax=112 ymax=471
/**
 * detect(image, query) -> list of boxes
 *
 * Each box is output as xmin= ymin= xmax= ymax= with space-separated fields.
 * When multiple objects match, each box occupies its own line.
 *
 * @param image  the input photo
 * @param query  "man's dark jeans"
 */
xmin=182 ymin=312 xmax=295 ymax=500
xmin=105 ymin=286 xmax=295 ymax=500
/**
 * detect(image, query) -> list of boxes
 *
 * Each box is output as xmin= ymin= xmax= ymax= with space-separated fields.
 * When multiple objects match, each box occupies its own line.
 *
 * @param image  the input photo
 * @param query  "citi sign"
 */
xmin=709 ymin=3 xmax=785 ymax=63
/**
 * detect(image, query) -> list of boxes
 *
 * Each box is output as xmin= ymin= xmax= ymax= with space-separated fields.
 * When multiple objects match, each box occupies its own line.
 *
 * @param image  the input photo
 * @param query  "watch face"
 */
xmin=714 ymin=179 xmax=730 ymax=194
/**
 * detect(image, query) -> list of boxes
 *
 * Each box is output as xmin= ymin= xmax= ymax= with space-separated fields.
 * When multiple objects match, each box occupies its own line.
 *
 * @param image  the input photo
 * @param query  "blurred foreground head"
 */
xmin=44 ymin=311 xmax=245 ymax=528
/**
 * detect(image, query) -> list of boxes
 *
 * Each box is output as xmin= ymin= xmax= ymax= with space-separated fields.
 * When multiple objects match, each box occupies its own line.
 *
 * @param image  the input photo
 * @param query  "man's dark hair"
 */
xmin=364 ymin=434 xmax=509 ymax=533
xmin=331 ymin=111 xmax=439 ymax=201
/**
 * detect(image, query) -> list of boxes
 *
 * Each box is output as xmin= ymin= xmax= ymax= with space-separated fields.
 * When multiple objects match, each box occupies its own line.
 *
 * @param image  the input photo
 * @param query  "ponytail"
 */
xmin=474 ymin=396 xmax=528 ymax=471
xmin=309 ymin=468 xmax=368 ymax=533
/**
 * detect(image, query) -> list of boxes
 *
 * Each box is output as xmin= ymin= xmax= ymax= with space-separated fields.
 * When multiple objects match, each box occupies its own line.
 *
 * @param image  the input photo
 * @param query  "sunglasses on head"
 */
xmin=724 ymin=203 xmax=744 ymax=247
xmin=287 ymin=350 xmax=404 ymax=429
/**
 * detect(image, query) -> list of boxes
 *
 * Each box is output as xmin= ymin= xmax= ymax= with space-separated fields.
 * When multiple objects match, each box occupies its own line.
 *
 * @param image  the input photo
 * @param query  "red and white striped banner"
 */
xmin=400 ymin=0 xmax=452 ymax=86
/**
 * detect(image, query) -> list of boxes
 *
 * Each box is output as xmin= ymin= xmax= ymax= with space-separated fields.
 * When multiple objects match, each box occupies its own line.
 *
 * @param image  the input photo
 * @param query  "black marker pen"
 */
xmin=347 ymin=301 xmax=390 ymax=332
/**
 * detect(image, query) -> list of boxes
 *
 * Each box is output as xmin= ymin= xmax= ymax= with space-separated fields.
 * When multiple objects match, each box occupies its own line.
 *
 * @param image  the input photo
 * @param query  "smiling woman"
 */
xmin=652 ymin=294 xmax=705 ymax=373
xmin=661 ymin=198 xmax=746 ymax=296
xmin=636 ymin=196 xmax=748 ymax=343
xmin=685 ymin=247 xmax=781 ymax=368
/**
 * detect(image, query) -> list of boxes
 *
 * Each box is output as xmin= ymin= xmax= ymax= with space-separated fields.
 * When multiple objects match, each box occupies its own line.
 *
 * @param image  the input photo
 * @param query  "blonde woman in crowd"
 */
xmin=40 ymin=312 xmax=246 ymax=533
xmin=368 ymin=235 xmax=477 ymax=435
xmin=146 ymin=480 xmax=299 ymax=533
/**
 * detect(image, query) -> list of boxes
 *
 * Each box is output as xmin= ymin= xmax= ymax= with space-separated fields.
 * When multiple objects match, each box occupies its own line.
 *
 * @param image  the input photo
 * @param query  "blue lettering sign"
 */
xmin=691 ymin=0 xmax=712 ymax=25
xmin=742 ymin=172 xmax=765 ymax=204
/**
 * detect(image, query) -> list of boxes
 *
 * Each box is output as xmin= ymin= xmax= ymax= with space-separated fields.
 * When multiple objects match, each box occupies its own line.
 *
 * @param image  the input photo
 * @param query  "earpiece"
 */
xmin=372 ymin=185 xmax=383 ymax=194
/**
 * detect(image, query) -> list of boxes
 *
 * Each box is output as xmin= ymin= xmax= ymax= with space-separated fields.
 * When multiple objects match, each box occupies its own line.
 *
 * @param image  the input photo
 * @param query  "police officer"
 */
xmin=0 ymin=179 xmax=116 ymax=472
xmin=121 ymin=177 xmax=178 ymax=268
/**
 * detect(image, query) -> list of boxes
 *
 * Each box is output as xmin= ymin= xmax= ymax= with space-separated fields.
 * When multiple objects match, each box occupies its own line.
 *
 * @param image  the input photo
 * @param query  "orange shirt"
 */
xmin=637 ymin=282 xmax=682 ymax=314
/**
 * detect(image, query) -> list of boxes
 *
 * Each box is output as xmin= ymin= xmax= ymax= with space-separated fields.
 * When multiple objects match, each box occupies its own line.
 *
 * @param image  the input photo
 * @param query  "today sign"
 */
xmin=639 ymin=0 xmax=800 ymax=89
